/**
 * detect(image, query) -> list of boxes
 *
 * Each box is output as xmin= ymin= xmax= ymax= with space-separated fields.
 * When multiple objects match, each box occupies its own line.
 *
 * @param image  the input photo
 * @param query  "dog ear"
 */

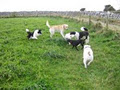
xmin=63 ymin=24 xmax=68 ymax=29
xmin=85 ymin=45 xmax=91 ymax=48
xmin=39 ymin=29 xmax=41 ymax=31
xmin=84 ymin=45 xmax=88 ymax=49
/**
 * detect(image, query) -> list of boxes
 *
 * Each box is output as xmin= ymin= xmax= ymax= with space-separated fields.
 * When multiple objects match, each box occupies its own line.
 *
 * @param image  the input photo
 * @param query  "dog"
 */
xmin=67 ymin=39 xmax=85 ymax=51
xmin=64 ymin=31 xmax=79 ymax=40
xmin=83 ymin=45 xmax=93 ymax=68
xmin=65 ymin=27 xmax=89 ymax=43
xmin=79 ymin=27 xmax=89 ymax=44
xmin=46 ymin=21 xmax=68 ymax=38
xmin=79 ymin=31 xmax=89 ymax=43
xmin=26 ymin=29 xmax=42 ymax=39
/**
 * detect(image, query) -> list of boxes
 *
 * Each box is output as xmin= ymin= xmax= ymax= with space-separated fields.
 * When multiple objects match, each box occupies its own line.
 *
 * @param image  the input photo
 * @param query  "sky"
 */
xmin=0 ymin=0 xmax=119 ymax=12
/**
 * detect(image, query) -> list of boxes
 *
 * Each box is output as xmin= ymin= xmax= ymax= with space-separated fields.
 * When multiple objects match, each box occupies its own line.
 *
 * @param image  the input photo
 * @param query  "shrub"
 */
xmin=94 ymin=22 xmax=103 ymax=29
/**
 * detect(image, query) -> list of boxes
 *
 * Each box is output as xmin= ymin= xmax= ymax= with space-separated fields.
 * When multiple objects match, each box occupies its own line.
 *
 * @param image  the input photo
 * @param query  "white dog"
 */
xmin=83 ymin=45 xmax=93 ymax=68
xmin=46 ymin=21 xmax=68 ymax=38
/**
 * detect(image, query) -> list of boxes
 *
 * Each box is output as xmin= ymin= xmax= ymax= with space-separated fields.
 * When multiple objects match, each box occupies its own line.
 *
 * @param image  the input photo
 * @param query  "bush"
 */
xmin=112 ymin=32 xmax=120 ymax=40
xmin=94 ymin=22 xmax=103 ymax=29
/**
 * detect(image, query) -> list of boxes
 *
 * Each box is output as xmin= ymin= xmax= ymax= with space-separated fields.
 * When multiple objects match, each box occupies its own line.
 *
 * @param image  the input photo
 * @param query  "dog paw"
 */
xmin=84 ymin=65 xmax=87 ymax=68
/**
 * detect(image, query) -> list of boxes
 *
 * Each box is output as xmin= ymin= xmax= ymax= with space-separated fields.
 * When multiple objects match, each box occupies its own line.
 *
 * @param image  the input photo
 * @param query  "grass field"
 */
xmin=0 ymin=16 xmax=120 ymax=90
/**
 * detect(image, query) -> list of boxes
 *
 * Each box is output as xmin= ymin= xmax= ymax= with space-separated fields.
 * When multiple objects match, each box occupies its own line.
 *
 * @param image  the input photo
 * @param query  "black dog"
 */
xmin=67 ymin=39 xmax=85 ymax=51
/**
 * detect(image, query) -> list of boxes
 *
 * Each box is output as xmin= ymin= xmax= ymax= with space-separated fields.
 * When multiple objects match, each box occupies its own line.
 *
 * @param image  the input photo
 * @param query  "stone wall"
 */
xmin=0 ymin=11 xmax=120 ymax=20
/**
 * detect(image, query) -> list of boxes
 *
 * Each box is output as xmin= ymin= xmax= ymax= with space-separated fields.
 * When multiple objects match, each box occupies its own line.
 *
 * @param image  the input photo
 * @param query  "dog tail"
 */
xmin=26 ymin=29 xmax=30 ymax=32
xmin=46 ymin=20 xmax=50 ymax=28
xmin=26 ymin=29 xmax=30 ymax=34
xmin=81 ymin=27 xmax=88 ymax=31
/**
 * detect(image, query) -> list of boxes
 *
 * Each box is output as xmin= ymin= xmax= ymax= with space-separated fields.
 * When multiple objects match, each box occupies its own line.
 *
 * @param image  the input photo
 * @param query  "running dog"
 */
xmin=26 ymin=29 xmax=42 ymax=39
xmin=67 ymin=39 xmax=85 ymax=51
xmin=83 ymin=45 xmax=93 ymax=68
xmin=46 ymin=21 xmax=68 ymax=38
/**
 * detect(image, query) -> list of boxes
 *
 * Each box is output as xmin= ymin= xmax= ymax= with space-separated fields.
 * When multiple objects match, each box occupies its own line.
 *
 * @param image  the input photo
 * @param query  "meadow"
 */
xmin=0 ymin=16 xmax=120 ymax=90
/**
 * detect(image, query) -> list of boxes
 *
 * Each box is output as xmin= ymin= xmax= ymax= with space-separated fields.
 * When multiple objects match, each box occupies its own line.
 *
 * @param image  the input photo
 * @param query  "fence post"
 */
xmin=106 ymin=11 xmax=110 ymax=30
xmin=106 ymin=14 xmax=109 ymax=30
xmin=88 ymin=15 xmax=91 ymax=25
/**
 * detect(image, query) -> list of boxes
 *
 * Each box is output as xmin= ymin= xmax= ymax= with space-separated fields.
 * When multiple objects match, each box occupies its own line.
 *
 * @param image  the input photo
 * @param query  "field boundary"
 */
xmin=0 ymin=11 xmax=120 ymax=31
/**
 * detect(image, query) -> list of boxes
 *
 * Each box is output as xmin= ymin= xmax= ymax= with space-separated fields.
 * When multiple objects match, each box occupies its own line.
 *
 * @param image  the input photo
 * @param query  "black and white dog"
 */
xmin=79 ymin=27 xmax=89 ymax=44
xmin=26 ymin=29 xmax=42 ymax=39
xmin=64 ymin=31 xmax=79 ymax=40
xmin=64 ymin=27 xmax=89 ymax=44
xmin=65 ymin=27 xmax=89 ymax=43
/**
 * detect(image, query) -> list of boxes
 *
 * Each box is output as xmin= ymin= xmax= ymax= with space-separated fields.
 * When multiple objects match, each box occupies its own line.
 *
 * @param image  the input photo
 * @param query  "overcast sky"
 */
xmin=0 ymin=0 xmax=119 ymax=12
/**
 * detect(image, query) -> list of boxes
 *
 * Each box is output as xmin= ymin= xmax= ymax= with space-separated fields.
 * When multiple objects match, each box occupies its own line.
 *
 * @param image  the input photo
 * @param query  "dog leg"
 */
xmin=83 ymin=59 xmax=87 ymax=68
xmin=75 ymin=46 xmax=79 ymax=51
xmin=32 ymin=37 xmax=38 ymax=39
xmin=50 ymin=34 xmax=53 ymax=38
xmin=50 ymin=31 xmax=54 ymax=38
xmin=85 ymin=36 xmax=89 ymax=44
xmin=81 ymin=44 xmax=84 ymax=49
xmin=60 ymin=31 xmax=65 ymax=38
xmin=87 ymin=60 xmax=93 ymax=66
xmin=69 ymin=42 xmax=71 ymax=45
xmin=35 ymin=37 xmax=38 ymax=39
xmin=50 ymin=29 xmax=54 ymax=38
xmin=76 ymin=36 xmax=79 ymax=40
xmin=81 ymin=41 xmax=85 ymax=49
xmin=72 ymin=46 xmax=74 ymax=49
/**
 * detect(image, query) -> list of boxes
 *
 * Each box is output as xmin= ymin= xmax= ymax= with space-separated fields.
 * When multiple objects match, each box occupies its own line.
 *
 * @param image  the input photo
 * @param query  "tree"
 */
xmin=104 ymin=5 xmax=116 ymax=12
xmin=80 ymin=8 xmax=86 ymax=11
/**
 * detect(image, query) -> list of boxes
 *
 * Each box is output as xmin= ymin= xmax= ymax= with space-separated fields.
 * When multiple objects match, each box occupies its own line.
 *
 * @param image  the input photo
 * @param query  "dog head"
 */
xmin=34 ymin=29 xmax=42 ymax=37
xmin=38 ymin=29 xmax=42 ymax=35
xmin=67 ymin=39 xmax=71 ymax=42
xmin=67 ymin=39 xmax=72 ymax=45
xmin=63 ymin=24 xmax=68 ymax=30
xmin=84 ymin=45 xmax=91 ymax=49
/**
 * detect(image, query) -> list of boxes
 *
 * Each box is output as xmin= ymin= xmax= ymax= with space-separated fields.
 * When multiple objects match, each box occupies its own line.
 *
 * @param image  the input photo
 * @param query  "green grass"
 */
xmin=0 ymin=17 xmax=120 ymax=90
